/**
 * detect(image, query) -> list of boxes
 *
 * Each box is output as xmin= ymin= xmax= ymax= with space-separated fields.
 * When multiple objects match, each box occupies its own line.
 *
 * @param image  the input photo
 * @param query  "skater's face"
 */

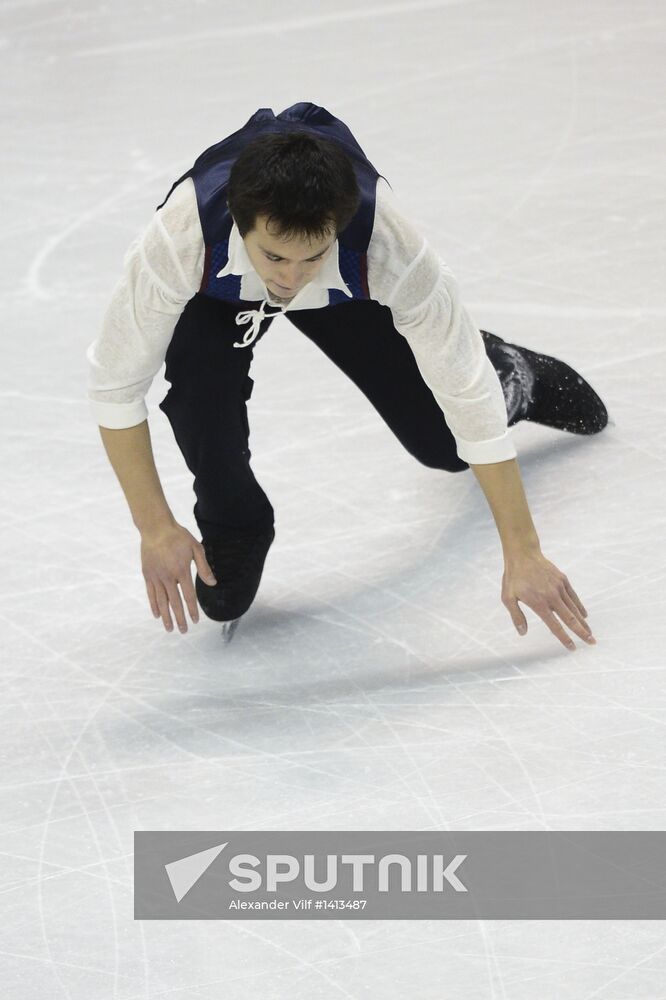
xmin=242 ymin=214 xmax=336 ymax=299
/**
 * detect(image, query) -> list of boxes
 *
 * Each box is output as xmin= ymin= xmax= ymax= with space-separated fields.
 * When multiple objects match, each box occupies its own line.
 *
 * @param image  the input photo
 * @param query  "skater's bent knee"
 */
xmin=411 ymin=449 xmax=468 ymax=473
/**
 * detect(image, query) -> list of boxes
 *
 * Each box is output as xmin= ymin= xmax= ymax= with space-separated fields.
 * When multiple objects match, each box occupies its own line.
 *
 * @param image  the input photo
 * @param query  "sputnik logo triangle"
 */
xmin=164 ymin=842 xmax=228 ymax=903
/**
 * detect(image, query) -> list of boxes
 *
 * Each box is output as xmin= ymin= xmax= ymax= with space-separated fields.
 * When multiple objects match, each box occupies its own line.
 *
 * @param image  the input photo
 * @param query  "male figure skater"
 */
xmin=88 ymin=102 xmax=607 ymax=648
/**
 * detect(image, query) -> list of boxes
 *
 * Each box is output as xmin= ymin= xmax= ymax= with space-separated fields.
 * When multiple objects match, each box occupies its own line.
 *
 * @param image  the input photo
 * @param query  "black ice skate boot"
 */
xmin=195 ymin=519 xmax=275 ymax=641
xmin=480 ymin=330 xmax=608 ymax=435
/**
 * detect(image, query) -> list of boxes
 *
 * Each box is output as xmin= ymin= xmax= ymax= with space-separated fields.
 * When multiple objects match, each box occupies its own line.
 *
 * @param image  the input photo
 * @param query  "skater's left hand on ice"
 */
xmin=469 ymin=458 xmax=597 ymax=651
xmin=501 ymin=550 xmax=596 ymax=651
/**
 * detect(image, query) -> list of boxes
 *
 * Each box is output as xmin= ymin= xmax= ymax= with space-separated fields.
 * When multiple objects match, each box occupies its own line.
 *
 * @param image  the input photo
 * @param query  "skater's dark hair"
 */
xmin=227 ymin=131 xmax=360 ymax=242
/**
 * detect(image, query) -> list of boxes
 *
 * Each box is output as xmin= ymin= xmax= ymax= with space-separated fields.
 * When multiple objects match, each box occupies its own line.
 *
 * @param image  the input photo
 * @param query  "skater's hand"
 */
xmin=502 ymin=550 xmax=596 ymax=651
xmin=140 ymin=521 xmax=217 ymax=634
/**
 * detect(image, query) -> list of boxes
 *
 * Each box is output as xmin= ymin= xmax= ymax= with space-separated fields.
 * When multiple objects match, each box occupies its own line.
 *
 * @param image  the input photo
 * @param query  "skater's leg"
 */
xmin=159 ymin=294 xmax=278 ymax=627
xmin=285 ymin=301 xmax=607 ymax=472
xmin=285 ymin=299 xmax=469 ymax=472
xmin=159 ymin=293 xmax=276 ymax=538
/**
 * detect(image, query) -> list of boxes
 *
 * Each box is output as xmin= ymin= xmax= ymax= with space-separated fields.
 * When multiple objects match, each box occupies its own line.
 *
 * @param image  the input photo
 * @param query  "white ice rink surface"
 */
xmin=2 ymin=0 xmax=666 ymax=997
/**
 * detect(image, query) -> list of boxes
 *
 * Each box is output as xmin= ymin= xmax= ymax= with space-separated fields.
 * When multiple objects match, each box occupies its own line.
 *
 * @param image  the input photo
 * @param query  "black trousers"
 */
xmin=159 ymin=294 xmax=520 ymax=539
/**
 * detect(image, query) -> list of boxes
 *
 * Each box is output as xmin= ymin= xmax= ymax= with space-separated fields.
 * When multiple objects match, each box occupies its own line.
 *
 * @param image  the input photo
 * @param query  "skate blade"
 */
xmin=221 ymin=618 xmax=241 ymax=643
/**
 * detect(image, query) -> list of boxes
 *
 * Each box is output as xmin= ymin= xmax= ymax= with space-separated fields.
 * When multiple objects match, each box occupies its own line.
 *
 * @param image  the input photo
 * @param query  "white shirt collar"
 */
xmin=215 ymin=220 xmax=352 ymax=306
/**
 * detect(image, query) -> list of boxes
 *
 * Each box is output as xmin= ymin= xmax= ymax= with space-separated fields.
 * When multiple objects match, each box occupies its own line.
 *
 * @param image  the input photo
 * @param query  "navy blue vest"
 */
xmin=157 ymin=102 xmax=388 ymax=307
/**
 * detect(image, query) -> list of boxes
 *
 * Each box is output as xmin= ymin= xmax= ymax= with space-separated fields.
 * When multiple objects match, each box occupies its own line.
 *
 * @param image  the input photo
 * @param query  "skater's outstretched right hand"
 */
xmin=140 ymin=521 xmax=217 ymax=634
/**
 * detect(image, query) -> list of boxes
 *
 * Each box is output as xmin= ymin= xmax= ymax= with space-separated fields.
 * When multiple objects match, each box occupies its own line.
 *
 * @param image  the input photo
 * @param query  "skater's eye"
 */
xmin=264 ymin=251 xmax=325 ymax=263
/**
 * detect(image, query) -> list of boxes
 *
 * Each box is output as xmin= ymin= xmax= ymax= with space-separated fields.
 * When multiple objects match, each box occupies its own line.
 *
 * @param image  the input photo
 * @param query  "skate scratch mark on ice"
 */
xmin=310 ymin=681 xmax=447 ymax=829
xmin=453 ymin=679 xmax=553 ymax=829
xmin=4 ymin=465 xmax=226 ymax=526
xmin=620 ymin=442 xmax=666 ymax=470
xmin=332 ymin=15 xmax=664 ymax=120
xmin=266 ymin=472 xmax=465 ymax=544
xmin=0 ymin=947 xmax=133 ymax=985
xmin=22 ymin=165 xmax=190 ymax=301
xmin=586 ymin=568 xmax=666 ymax=612
xmin=37 ymin=726 xmax=126 ymax=998
xmin=0 ymin=0 xmax=62 ymax=10
xmin=306 ymin=570 xmax=518 ymax=667
xmin=338 ymin=921 xmax=362 ymax=954
xmin=5 ymin=9 xmax=83 ymax=34
xmin=7 ymin=623 xmax=152 ymax=1000
xmin=261 ymin=418 xmax=390 ymax=461
xmin=565 ymin=663 xmax=666 ymax=735
xmin=479 ymin=921 xmax=509 ymax=1000
xmin=466 ymin=304 xmax=666 ymax=322
xmin=240 ymin=787 xmax=396 ymax=830
xmin=536 ymin=807 xmax=666 ymax=821
xmin=578 ymin=927 xmax=666 ymax=998
xmin=0 ymin=752 xmax=400 ymax=799
xmin=224 ymin=923 xmax=360 ymax=999
xmin=74 ymin=0 xmax=471 ymax=56
xmin=583 ymin=344 xmax=666 ymax=371
xmin=107 ymin=689 xmax=356 ymax=787
xmin=475 ymin=44 xmax=580 ymax=252
xmin=4 ymin=609 xmax=342 ymax=991
xmin=218 ymin=696 xmax=494 ymax=991
xmin=293 ymin=593 xmax=566 ymax=837
xmin=0 ymin=609 xmax=165 ymax=992
xmin=0 ymin=389 xmax=105 ymax=406
xmin=359 ymin=686 xmax=449 ymax=828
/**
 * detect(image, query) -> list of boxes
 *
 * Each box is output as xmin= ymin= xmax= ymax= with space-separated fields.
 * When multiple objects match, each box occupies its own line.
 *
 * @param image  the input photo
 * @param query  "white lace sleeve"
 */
xmin=367 ymin=180 xmax=516 ymax=465
xmin=86 ymin=177 xmax=204 ymax=428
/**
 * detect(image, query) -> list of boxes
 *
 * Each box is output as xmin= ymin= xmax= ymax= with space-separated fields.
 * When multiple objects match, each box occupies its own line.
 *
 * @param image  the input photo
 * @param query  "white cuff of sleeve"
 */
xmin=88 ymin=398 xmax=149 ymax=429
xmin=455 ymin=430 xmax=517 ymax=465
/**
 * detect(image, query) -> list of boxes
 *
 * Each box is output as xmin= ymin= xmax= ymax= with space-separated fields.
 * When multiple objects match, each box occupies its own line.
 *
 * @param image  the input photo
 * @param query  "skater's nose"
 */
xmin=277 ymin=264 xmax=305 ymax=288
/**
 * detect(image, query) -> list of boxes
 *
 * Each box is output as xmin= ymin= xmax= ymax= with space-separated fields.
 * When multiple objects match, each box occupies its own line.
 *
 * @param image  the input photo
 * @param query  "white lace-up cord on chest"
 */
xmin=233 ymin=299 xmax=281 ymax=349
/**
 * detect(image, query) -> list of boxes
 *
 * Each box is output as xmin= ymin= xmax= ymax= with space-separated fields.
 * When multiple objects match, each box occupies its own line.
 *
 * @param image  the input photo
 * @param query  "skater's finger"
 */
xmin=154 ymin=583 xmax=174 ymax=633
xmin=559 ymin=589 xmax=583 ymax=629
xmin=536 ymin=605 xmax=577 ymax=650
xmin=145 ymin=579 xmax=160 ymax=619
xmin=560 ymin=587 xmax=592 ymax=634
xmin=554 ymin=598 xmax=596 ymax=646
xmin=165 ymin=580 xmax=188 ymax=634
xmin=563 ymin=577 xmax=587 ymax=618
xmin=193 ymin=542 xmax=216 ymax=585
xmin=179 ymin=565 xmax=200 ymax=625
xmin=504 ymin=598 xmax=528 ymax=636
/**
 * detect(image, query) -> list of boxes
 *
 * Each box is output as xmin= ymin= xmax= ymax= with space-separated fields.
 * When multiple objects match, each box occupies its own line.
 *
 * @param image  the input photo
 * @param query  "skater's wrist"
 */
xmin=134 ymin=508 xmax=178 ymax=538
xmin=501 ymin=531 xmax=542 ymax=564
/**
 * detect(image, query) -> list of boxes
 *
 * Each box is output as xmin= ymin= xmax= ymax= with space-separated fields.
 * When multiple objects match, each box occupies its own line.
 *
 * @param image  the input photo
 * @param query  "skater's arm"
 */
xmin=469 ymin=457 xmax=540 ymax=557
xmin=98 ymin=420 xmax=176 ymax=535
xmin=87 ymin=178 xmax=204 ymax=429
xmin=90 ymin=182 xmax=215 ymax=634
xmin=368 ymin=182 xmax=516 ymax=466
xmin=470 ymin=457 xmax=596 ymax=651
xmin=98 ymin=420 xmax=216 ymax=633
